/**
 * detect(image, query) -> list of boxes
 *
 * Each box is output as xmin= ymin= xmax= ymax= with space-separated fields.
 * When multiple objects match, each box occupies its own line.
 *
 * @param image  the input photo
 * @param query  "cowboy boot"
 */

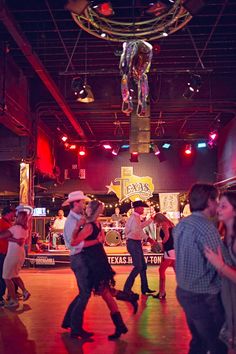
xmin=115 ymin=290 xmax=139 ymax=314
xmin=108 ymin=312 xmax=128 ymax=340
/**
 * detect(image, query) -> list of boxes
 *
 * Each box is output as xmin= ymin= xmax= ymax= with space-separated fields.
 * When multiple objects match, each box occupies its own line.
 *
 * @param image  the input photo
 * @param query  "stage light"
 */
xmin=102 ymin=142 xmax=112 ymax=150
xmin=197 ymin=142 xmax=207 ymax=148
xmin=184 ymin=144 xmax=192 ymax=155
xmin=130 ymin=152 xmax=139 ymax=162
xmin=71 ymin=77 xmax=94 ymax=103
xmin=153 ymin=144 xmax=160 ymax=155
xmin=61 ymin=135 xmax=68 ymax=142
xmin=78 ymin=146 xmax=86 ymax=156
xmin=187 ymin=73 xmax=202 ymax=93
xmin=91 ymin=1 xmax=114 ymax=17
xmin=112 ymin=145 xmax=120 ymax=156
xmin=69 ymin=144 xmax=77 ymax=150
xmin=209 ymin=130 xmax=218 ymax=141
xmin=121 ymin=144 xmax=129 ymax=149
xmin=146 ymin=1 xmax=170 ymax=16
xmin=162 ymin=143 xmax=170 ymax=149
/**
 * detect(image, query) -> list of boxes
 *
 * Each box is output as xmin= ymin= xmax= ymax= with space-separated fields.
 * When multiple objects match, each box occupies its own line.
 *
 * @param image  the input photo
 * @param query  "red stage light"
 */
xmin=209 ymin=131 xmax=218 ymax=140
xmin=69 ymin=144 xmax=76 ymax=150
xmin=184 ymin=144 xmax=192 ymax=155
xmin=93 ymin=2 xmax=113 ymax=17
xmin=78 ymin=146 xmax=86 ymax=156
xmin=61 ymin=135 xmax=68 ymax=142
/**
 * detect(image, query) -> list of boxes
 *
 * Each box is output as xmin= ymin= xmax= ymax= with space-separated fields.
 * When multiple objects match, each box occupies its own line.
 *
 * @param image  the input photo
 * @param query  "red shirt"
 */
xmin=0 ymin=218 xmax=12 ymax=254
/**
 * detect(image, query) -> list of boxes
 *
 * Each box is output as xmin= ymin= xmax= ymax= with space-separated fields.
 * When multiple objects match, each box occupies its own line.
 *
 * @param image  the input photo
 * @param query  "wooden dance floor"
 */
xmin=0 ymin=266 xmax=191 ymax=354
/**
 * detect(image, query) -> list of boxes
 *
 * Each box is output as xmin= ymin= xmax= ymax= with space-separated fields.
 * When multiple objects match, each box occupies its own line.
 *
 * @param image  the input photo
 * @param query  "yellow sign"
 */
xmin=106 ymin=167 xmax=154 ymax=202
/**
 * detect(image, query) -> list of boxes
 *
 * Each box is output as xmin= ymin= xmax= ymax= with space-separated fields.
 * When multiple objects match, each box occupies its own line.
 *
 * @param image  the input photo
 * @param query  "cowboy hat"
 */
xmin=62 ymin=191 xmax=91 ymax=206
xmin=132 ymin=200 xmax=148 ymax=208
xmin=16 ymin=204 xmax=34 ymax=215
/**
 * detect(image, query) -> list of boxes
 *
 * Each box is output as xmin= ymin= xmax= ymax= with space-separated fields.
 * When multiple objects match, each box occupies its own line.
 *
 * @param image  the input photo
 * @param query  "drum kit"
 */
xmin=102 ymin=221 xmax=125 ymax=247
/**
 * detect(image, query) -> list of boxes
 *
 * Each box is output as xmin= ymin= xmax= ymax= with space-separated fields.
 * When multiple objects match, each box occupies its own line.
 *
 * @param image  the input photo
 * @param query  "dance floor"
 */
xmin=0 ymin=266 xmax=191 ymax=354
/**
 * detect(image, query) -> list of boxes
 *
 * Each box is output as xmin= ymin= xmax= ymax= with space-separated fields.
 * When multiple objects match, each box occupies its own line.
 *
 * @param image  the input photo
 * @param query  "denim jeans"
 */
xmin=0 ymin=253 xmax=6 ymax=300
xmin=123 ymin=239 xmax=149 ymax=293
xmin=176 ymin=287 xmax=227 ymax=354
xmin=62 ymin=253 xmax=92 ymax=332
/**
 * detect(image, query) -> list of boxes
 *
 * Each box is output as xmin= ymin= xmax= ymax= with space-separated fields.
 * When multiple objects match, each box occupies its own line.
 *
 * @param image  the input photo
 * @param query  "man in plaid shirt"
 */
xmin=174 ymin=184 xmax=227 ymax=354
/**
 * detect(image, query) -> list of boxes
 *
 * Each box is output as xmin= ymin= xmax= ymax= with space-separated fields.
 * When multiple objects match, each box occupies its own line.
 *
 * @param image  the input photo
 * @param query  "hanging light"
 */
xmin=102 ymin=142 xmax=112 ymax=150
xmin=153 ymin=144 xmax=160 ymax=155
xmin=61 ymin=135 xmax=68 ymax=142
xmin=91 ymin=1 xmax=114 ymax=17
xmin=78 ymin=146 xmax=86 ymax=156
xmin=184 ymin=144 xmax=192 ymax=155
xmin=130 ymin=152 xmax=139 ymax=162
xmin=112 ymin=145 xmax=120 ymax=156
xmin=209 ymin=130 xmax=218 ymax=141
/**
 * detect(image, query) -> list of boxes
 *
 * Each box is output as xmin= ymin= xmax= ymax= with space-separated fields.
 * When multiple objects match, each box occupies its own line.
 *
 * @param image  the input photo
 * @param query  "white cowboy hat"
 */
xmin=16 ymin=204 xmax=34 ymax=215
xmin=62 ymin=191 xmax=91 ymax=206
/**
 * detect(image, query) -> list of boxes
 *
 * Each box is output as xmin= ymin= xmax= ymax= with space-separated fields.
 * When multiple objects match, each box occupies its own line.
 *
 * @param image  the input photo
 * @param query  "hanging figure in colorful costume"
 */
xmin=119 ymin=40 xmax=153 ymax=117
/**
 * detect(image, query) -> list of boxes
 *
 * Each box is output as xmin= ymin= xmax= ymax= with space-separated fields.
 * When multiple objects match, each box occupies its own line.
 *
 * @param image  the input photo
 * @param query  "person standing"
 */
xmin=0 ymin=207 xmax=16 ymax=307
xmin=123 ymin=200 xmax=156 ymax=295
xmin=51 ymin=209 xmax=67 ymax=249
xmin=0 ymin=205 xmax=32 ymax=308
xmin=61 ymin=191 xmax=102 ymax=339
xmin=153 ymin=213 xmax=175 ymax=300
xmin=205 ymin=191 xmax=236 ymax=352
xmin=174 ymin=183 xmax=228 ymax=354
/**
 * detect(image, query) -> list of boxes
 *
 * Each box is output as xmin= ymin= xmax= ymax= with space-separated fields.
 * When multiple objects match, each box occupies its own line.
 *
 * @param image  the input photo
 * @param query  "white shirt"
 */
xmin=52 ymin=216 xmax=66 ymax=231
xmin=125 ymin=211 xmax=152 ymax=241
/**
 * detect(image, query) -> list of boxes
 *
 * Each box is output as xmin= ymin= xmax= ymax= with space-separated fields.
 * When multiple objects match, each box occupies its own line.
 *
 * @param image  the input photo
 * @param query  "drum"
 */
xmin=105 ymin=230 xmax=121 ymax=246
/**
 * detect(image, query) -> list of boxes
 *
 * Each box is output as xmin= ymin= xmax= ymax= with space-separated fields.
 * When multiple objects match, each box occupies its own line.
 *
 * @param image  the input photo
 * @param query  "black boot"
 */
xmin=108 ymin=312 xmax=128 ymax=340
xmin=116 ymin=290 xmax=139 ymax=314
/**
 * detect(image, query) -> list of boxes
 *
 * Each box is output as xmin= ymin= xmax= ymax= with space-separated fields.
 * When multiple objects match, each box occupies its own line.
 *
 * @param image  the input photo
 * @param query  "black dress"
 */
xmin=83 ymin=222 xmax=116 ymax=293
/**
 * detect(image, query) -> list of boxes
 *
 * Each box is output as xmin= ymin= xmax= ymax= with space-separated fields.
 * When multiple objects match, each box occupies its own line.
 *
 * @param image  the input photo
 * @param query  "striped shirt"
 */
xmin=173 ymin=212 xmax=223 ymax=294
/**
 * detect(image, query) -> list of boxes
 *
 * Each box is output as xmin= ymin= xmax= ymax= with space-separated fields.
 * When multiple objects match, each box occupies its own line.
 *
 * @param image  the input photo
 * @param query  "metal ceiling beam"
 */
xmin=0 ymin=0 xmax=87 ymax=141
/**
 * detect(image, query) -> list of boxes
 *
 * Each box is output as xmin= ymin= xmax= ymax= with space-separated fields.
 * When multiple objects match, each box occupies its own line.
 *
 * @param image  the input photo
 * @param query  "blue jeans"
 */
xmin=123 ymin=239 xmax=149 ymax=293
xmin=0 ymin=253 xmax=6 ymax=300
xmin=62 ymin=253 xmax=92 ymax=332
xmin=176 ymin=287 xmax=227 ymax=354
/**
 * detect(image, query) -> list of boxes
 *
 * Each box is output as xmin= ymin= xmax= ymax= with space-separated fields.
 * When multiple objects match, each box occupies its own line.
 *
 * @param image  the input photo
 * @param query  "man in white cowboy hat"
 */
xmin=123 ymin=200 xmax=156 ymax=296
xmin=61 ymin=191 xmax=103 ymax=339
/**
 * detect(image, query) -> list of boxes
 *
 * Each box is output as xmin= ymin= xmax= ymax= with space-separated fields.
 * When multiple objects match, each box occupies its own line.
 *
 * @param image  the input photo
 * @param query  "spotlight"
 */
xmin=146 ymin=1 xmax=170 ymax=16
xmin=91 ymin=1 xmax=114 ymax=16
xmin=162 ymin=143 xmax=170 ymax=149
xmin=197 ymin=142 xmax=207 ymax=149
xmin=61 ymin=135 xmax=68 ymax=142
xmin=71 ymin=77 xmax=94 ymax=103
xmin=78 ymin=146 xmax=86 ymax=156
xmin=102 ymin=142 xmax=112 ymax=150
xmin=130 ymin=152 xmax=139 ymax=162
xmin=187 ymin=73 xmax=202 ymax=93
xmin=209 ymin=130 xmax=218 ymax=141
xmin=112 ymin=145 xmax=120 ymax=156
xmin=184 ymin=144 xmax=192 ymax=155
xmin=69 ymin=144 xmax=77 ymax=150
xmin=153 ymin=144 xmax=160 ymax=155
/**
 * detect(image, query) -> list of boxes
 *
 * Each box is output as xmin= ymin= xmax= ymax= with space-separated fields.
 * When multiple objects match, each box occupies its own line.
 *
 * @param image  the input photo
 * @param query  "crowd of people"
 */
xmin=0 ymin=183 xmax=236 ymax=352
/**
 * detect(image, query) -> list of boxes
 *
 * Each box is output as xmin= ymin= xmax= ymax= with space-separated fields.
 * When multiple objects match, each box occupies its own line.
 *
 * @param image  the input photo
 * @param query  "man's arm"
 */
xmin=0 ymin=230 xmax=12 ymax=239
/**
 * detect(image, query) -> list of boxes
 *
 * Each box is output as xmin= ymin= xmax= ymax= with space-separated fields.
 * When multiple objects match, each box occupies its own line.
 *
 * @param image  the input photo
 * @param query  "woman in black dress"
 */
xmin=71 ymin=200 xmax=138 ymax=340
xmin=153 ymin=213 xmax=175 ymax=300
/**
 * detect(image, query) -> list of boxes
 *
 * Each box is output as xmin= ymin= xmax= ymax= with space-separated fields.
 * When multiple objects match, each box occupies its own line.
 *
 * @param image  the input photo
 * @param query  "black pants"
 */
xmin=176 ymin=287 xmax=227 ymax=354
xmin=0 ymin=253 xmax=6 ymax=300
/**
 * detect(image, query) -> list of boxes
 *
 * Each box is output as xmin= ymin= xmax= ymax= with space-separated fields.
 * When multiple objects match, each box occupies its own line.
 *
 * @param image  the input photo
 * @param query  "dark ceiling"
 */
xmin=1 ymin=0 xmax=236 ymax=148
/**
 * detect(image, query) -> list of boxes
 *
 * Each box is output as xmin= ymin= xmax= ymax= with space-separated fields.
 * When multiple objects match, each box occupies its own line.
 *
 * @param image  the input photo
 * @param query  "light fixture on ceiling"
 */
xmin=91 ymin=1 xmax=114 ymax=17
xmin=153 ymin=144 xmax=160 ymax=155
xmin=197 ymin=142 xmax=207 ymax=149
xmin=72 ymin=42 xmax=94 ymax=103
xmin=102 ymin=142 xmax=112 ymax=150
xmin=162 ymin=142 xmax=170 ymax=149
xmin=78 ymin=146 xmax=86 ymax=156
xmin=187 ymin=73 xmax=202 ymax=93
xmin=184 ymin=144 xmax=192 ymax=155
xmin=130 ymin=152 xmax=139 ymax=162
xmin=145 ymin=1 xmax=171 ymax=16
xmin=112 ymin=145 xmax=120 ymax=156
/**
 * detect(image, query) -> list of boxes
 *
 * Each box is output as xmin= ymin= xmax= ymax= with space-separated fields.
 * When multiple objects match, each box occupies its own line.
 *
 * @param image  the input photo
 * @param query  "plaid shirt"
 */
xmin=173 ymin=212 xmax=223 ymax=294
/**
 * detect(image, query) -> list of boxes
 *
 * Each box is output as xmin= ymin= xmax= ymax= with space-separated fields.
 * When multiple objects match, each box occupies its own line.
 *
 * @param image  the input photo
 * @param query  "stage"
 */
xmin=26 ymin=245 xmax=163 ymax=267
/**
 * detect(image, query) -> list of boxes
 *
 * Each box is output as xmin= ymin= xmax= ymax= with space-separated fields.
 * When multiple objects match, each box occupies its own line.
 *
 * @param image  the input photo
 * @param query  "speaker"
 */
xmin=182 ymin=0 xmax=205 ymax=16
xmin=129 ymin=107 xmax=150 ymax=154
